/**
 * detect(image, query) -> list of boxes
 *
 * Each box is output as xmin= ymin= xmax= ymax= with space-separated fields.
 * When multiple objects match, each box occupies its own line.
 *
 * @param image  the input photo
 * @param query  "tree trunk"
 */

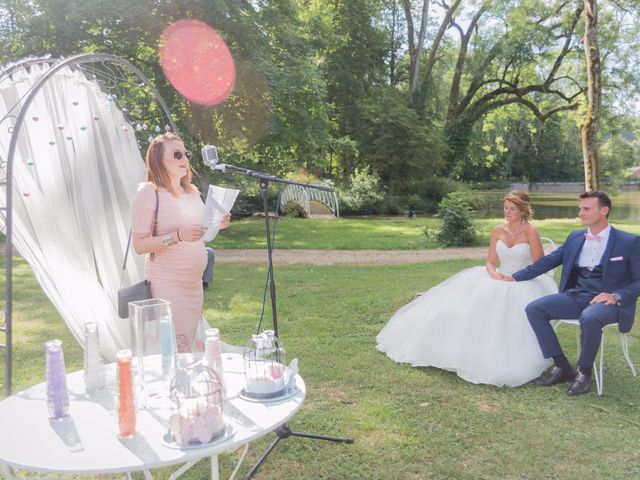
xmin=581 ymin=0 xmax=601 ymax=191
xmin=409 ymin=0 xmax=429 ymax=95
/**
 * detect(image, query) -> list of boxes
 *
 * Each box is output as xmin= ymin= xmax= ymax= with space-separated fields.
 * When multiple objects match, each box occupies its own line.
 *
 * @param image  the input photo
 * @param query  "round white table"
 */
xmin=0 ymin=353 xmax=305 ymax=479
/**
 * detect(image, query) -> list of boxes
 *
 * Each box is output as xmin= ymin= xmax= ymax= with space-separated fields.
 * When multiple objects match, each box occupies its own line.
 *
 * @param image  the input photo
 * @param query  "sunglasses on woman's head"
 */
xmin=173 ymin=150 xmax=192 ymax=160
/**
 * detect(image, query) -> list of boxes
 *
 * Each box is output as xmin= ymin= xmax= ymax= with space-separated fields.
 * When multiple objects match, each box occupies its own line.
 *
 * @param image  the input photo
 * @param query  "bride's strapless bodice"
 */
xmin=496 ymin=240 xmax=532 ymax=275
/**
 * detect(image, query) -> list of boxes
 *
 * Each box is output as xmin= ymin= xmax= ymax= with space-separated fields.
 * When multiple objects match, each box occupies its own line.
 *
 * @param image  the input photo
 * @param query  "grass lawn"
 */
xmin=212 ymin=216 xmax=640 ymax=250
xmin=2 ymin=259 xmax=640 ymax=479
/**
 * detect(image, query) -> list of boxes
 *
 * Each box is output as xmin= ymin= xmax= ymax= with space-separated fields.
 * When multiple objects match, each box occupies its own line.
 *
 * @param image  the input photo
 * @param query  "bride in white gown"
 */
xmin=376 ymin=190 xmax=557 ymax=387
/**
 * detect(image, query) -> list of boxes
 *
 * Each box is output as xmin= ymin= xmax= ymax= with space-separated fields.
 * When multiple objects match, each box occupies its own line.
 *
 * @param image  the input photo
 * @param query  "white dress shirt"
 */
xmin=577 ymin=225 xmax=610 ymax=270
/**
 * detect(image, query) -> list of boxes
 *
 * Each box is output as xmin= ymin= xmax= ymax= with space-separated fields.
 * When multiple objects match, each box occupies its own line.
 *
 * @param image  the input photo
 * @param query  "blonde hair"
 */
xmin=145 ymin=133 xmax=196 ymax=196
xmin=503 ymin=190 xmax=533 ymax=223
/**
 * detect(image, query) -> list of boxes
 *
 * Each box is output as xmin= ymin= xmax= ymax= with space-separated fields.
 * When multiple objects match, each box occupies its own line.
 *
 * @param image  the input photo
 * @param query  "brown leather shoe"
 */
xmin=567 ymin=371 xmax=591 ymax=396
xmin=534 ymin=366 xmax=575 ymax=386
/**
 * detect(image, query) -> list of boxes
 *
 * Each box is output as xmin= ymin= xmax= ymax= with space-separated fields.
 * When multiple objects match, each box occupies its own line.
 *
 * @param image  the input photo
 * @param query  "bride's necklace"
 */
xmin=505 ymin=224 xmax=524 ymax=237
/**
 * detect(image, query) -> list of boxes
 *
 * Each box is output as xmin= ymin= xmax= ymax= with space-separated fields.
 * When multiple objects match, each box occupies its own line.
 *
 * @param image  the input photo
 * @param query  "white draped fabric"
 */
xmin=0 ymin=63 xmax=148 ymax=360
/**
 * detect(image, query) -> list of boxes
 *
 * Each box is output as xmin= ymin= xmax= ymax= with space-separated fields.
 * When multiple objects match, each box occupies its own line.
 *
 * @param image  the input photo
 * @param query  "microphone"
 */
xmin=201 ymin=145 xmax=219 ymax=168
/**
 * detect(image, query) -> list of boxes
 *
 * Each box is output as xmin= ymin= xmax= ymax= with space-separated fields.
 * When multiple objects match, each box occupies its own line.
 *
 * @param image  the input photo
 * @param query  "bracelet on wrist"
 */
xmin=176 ymin=229 xmax=182 ymax=242
xmin=162 ymin=234 xmax=174 ymax=247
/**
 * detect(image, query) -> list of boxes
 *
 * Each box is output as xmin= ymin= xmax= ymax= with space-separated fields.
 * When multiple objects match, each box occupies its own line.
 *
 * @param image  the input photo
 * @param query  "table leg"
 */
xmin=211 ymin=454 xmax=219 ymax=480
xmin=1 ymin=465 xmax=17 ymax=480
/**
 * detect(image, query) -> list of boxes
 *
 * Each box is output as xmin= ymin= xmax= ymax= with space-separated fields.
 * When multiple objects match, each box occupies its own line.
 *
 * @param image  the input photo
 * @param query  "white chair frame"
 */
xmin=540 ymin=237 xmax=557 ymax=278
xmin=555 ymin=320 xmax=637 ymax=395
xmin=540 ymin=237 xmax=557 ymax=255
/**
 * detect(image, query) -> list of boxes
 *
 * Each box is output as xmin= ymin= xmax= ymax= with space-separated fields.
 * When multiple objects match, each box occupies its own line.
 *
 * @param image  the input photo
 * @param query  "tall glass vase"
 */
xmin=203 ymin=328 xmax=226 ymax=398
xmin=116 ymin=349 xmax=136 ymax=438
xmin=45 ymin=339 xmax=69 ymax=419
xmin=129 ymin=298 xmax=176 ymax=406
xmin=83 ymin=322 xmax=105 ymax=392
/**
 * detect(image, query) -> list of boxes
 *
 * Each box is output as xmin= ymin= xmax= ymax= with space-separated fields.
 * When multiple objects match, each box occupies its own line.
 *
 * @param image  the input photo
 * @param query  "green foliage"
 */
xmin=328 ymin=135 xmax=359 ymax=177
xmin=358 ymin=87 xmax=448 ymax=195
xmin=2 ymin=0 xmax=640 ymax=194
xmin=599 ymin=115 xmax=640 ymax=189
xmin=464 ymin=106 xmax=584 ymax=182
xmin=340 ymin=166 xmax=385 ymax=214
xmin=379 ymin=193 xmax=428 ymax=215
xmin=377 ymin=195 xmax=406 ymax=215
xmin=419 ymin=175 xmax=464 ymax=213
xmin=281 ymin=201 xmax=308 ymax=218
xmin=432 ymin=191 xmax=477 ymax=247
xmin=322 ymin=0 xmax=388 ymax=143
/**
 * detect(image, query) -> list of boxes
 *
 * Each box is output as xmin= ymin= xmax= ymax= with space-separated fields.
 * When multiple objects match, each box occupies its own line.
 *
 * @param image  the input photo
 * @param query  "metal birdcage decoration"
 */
xmin=168 ymin=362 xmax=225 ymax=447
xmin=242 ymin=330 xmax=287 ymax=399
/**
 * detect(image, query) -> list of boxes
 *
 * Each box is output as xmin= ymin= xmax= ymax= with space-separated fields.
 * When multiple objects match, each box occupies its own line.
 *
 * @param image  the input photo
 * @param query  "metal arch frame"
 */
xmin=2 ymin=53 xmax=177 ymax=396
xmin=0 ymin=57 xmax=57 ymax=83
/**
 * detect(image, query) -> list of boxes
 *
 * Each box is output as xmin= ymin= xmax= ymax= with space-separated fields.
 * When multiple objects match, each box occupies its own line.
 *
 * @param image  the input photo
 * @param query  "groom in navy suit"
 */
xmin=503 ymin=191 xmax=640 ymax=395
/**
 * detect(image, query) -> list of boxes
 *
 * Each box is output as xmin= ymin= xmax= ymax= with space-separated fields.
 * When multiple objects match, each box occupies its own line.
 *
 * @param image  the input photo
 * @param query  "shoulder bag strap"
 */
xmin=120 ymin=189 xmax=159 ymax=287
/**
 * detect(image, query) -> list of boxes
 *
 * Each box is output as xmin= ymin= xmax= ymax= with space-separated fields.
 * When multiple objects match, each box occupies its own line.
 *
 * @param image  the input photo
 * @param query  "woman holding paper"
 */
xmin=131 ymin=133 xmax=230 ymax=352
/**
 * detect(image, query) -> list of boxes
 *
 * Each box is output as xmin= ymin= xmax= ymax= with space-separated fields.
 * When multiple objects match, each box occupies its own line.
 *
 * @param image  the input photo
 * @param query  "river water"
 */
xmin=474 ymin=191 xmax=640 ymax=221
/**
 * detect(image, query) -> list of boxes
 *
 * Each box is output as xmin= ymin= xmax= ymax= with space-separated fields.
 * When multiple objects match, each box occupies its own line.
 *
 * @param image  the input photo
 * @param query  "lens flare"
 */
xmin=185 ymin=61 xmax=273 ymax=146
xmin=159 ymin=19 xmax=236 ymax=106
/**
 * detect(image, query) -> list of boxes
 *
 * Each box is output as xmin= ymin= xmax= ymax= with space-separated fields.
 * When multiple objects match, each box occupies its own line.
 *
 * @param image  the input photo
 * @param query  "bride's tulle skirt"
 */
xmin=376 ymin=266 xmax=557 ymax=387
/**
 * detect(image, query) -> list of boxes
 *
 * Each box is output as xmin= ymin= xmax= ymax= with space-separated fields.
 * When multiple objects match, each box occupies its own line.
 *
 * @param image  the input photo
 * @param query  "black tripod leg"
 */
xmin=243 ymin=434 xmax=284 ymax=479
xmin=288 ymin=430 xmax=354 ymax=443
xmin=244 ymin=424 xmax=353 ymax=479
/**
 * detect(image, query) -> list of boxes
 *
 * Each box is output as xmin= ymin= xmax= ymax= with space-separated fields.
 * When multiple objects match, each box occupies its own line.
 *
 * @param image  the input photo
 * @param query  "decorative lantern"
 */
xmin=242 ymin=330 xmax=287 ymax=399
xmin=169 ymin=363 xmax=225 ymax=447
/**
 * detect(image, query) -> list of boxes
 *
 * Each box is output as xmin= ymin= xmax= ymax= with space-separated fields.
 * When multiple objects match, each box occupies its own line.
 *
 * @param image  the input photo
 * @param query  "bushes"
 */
xmin=427 ymin=191 xmax=477 ymax=247
xmin=339 ymin=166 xmax=385 ymax=214
xmin=340 ymin=174 xmax=463 ymax=215
xmin=281 ymin=201 xmax=308 ymax=218
xmin=419 ymin=176 xmax=463 ymax=213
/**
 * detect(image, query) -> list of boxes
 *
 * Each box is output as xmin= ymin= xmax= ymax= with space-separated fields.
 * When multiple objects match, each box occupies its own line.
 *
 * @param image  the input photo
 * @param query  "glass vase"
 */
xmin=45 ymin=339 xmax=69 ymax=419
xmin=83 ymin=322 xmax=105 ymax=392
xmin=202 ymin=328 xmax=226 ymax=398
xmin=116 ymin=349 xmax=136 ymax=438
xmin=129 ymin=298 xmax=176 ymax=405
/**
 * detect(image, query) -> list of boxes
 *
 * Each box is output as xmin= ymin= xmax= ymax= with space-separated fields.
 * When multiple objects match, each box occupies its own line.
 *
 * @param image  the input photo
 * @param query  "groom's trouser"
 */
xmin=525 ymin=292 xmax=619 ymax=368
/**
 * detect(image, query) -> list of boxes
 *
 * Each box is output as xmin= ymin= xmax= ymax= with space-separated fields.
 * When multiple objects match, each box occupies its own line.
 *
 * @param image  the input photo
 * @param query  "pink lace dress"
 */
xmin=131 ymin=183 xmax=207 ymax=351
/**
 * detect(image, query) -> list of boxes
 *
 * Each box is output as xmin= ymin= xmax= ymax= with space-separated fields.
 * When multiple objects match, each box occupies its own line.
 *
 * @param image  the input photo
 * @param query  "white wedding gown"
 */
xmin=376 ymin=240 xmax=557 ymax=387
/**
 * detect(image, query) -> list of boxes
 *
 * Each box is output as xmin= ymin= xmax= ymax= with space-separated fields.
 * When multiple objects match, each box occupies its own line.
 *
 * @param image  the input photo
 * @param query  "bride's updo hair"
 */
xmin=504 ymin=190 xmax=533 ymax=223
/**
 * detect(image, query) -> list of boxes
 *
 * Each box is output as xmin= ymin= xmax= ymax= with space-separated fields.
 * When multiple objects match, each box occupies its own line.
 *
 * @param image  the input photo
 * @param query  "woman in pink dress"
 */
xmin=131 ymin=133 xmax=229 ymax=352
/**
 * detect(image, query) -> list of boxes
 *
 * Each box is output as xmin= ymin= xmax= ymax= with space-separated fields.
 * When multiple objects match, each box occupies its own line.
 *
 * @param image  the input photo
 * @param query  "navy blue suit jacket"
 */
xmin=512 ymin=227 xmax=640 ymax=332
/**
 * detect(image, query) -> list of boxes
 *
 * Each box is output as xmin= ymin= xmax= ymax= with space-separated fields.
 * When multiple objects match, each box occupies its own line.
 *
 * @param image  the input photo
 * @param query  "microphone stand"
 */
xmin=210 ymin=164 xmax=353 ymax=479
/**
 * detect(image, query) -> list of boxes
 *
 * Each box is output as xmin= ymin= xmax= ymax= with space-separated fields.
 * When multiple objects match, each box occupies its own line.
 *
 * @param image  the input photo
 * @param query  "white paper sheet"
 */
xmin=202 ymin=185 xmax=239 ymax=242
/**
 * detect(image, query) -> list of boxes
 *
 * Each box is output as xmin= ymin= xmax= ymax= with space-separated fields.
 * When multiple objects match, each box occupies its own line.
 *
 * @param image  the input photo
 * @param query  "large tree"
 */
xmin=0 ymin=0 xmax=334 ymax=177
xmin=401 ymin=1 xmax=586 ymax=178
